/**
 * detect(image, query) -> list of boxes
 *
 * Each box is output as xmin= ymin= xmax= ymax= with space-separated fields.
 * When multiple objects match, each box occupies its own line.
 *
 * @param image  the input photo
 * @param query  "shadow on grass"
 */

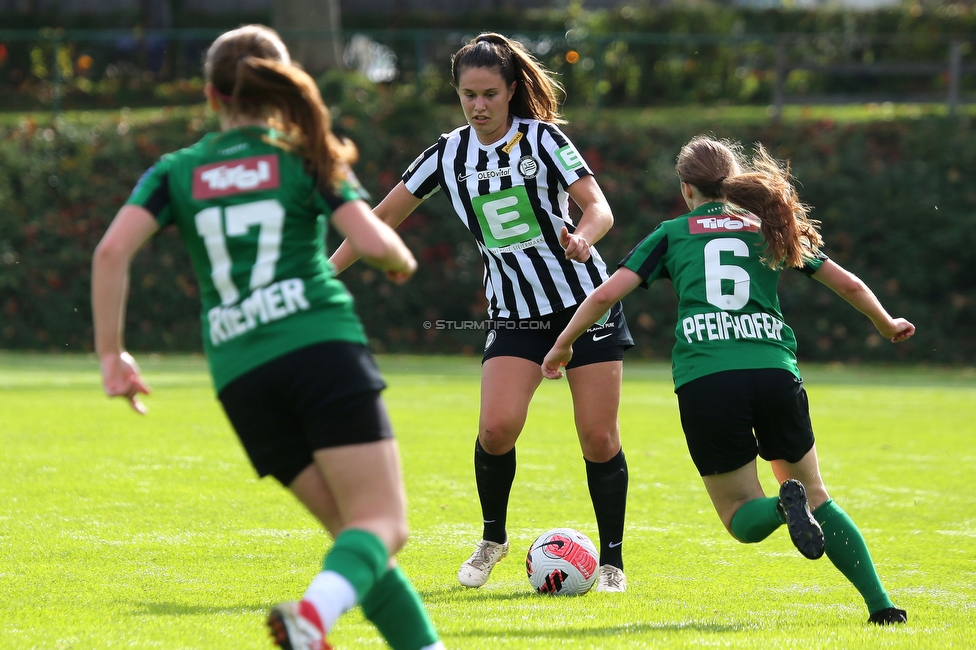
xmin=443 ymin=621 xmax=744 ymax=641
xmin=128 ymin=601 xmax=269 ymax=615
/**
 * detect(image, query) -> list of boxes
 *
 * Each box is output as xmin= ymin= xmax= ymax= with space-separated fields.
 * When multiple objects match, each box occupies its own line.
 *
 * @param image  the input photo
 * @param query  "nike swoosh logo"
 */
xmin=457 ymin=172 xmax=474 ymax=182
xmin=608 ymin=541 xmax=622 ymax=548
xmin=483 ymin=519 xmax=496 ymax=524
xmin=593 ymin=332 xmax=614 ymax=342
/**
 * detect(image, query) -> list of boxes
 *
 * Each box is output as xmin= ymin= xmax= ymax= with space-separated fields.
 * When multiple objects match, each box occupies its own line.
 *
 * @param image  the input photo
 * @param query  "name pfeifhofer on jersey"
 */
xmin=620 ymin=203 xmax=826 ymax=389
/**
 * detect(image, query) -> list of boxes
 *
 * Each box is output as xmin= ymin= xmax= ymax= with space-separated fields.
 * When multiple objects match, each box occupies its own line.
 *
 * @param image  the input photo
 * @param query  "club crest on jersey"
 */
xmin=517 ymin=155 xmax=539 ymax=180
xmin=688 ymin=215 xmax=759 ymax=234
xmin=193 ymin=154 xmax=280 ymax=199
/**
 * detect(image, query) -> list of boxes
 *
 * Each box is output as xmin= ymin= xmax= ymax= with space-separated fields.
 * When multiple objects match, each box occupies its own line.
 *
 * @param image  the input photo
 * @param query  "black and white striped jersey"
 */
xmin=402 ymin=116 xmax=611 ymax=319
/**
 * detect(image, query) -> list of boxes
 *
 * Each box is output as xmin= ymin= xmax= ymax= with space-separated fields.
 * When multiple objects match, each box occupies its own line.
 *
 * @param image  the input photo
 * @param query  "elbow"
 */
xmin=92 ymin=238 xmax=127 ymax=270
xmin=592 ymin=283 xmax=619 ymax=309
xmin=836 ymin=276 xmax=869 ymax=302
xmin=352 ymin=239 xmax=392 ymax=265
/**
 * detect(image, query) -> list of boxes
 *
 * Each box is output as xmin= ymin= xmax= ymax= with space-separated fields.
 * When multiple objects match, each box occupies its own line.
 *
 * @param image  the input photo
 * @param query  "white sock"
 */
xmin=301 ymin=570 xmax=358 ymax=631
xmin=421 ymin=643 xmax=446 ymax=650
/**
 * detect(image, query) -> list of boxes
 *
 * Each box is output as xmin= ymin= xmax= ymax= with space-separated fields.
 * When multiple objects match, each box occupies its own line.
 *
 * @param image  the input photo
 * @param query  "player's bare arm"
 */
xmin=330 ymin=182 xmax=423 ymax=274
xmin=330 ymin=198 xmax=417 ymax=282
xmin=91 ymin=204 xmax=158 ymax=413
xmin=812 ymin=259 xmax=915 ymax=343
xmin=560 ymin=176 xmax=614 ymax=263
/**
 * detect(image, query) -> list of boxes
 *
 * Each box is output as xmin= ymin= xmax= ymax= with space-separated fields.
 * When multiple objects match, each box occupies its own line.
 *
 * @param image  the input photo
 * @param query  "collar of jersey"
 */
xmin=685 ymin=202 xmax=728 ymax=216
xmin=470 ymin=116 xmax=522 ymax=150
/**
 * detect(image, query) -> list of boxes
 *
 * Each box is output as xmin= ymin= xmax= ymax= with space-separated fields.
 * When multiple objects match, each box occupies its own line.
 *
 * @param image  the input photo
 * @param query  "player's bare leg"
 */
xmin=458 ymin=357 xmax=542 ymax=587
xmin=567 ymin=360 xmax=628 ymax=592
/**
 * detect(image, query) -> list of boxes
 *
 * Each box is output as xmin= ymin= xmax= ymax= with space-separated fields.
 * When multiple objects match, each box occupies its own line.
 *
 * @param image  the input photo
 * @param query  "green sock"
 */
xmin=730 ymin=496 xmax=785 ymax=543
xmin=362 ymin=566 xmax=440 ymax=650
xmin=814 ymin=499 xmax=895 ymax=614
xmin=322 ymin=529 xmax=389 ymax=601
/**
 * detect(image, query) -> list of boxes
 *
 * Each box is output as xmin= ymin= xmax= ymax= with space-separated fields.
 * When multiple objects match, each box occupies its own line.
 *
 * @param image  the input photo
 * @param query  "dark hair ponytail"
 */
xmin=451 ymin=32 xmax=565 ymax=124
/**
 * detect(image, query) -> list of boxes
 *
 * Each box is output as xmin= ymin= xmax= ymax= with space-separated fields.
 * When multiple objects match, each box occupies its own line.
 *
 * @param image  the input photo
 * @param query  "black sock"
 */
xmin=585 ymin=448 xmax=628 ymax=569
xmin=474 ymin=438 xmax=516 ymax=544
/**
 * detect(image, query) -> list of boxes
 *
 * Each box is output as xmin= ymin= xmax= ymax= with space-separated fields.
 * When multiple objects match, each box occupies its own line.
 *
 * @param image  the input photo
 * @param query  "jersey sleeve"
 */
xmin=126 ymin=157 xmax=173 ymax=226
xmin=402 ymin=138 xmax=444 ymax=200
xmin=316 ymin=167 xmax=371 ymax=213
xmin=538 ymin=123 xmax=593 ymax=188
xmin=797 ymin=250 xmax=829 ymax=276
xmin=619 ymin=223 xmax=670 ymax=288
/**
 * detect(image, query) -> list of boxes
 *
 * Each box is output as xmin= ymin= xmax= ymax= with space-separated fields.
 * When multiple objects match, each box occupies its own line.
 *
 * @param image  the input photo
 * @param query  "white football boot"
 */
xmin=457 ymin=538 xmax=509 ymax=587
xmin=594 ymin=564 xmax=627 ymax=592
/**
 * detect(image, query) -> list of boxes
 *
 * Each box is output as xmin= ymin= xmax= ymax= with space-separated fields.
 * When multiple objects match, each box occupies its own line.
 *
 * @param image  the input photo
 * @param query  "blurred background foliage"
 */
xmin=1 ymin=2 xmax=974 ymax=365
xmin=2 ymin=73 xmax=973 ymax=364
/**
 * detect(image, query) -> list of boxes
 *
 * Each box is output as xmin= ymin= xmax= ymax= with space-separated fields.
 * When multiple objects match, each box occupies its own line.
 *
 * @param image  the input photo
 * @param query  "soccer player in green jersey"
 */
xmin=92 ymin=25 xmax=442 ymax=650
xmin=542 ymin=136 xmax=914 ymax=625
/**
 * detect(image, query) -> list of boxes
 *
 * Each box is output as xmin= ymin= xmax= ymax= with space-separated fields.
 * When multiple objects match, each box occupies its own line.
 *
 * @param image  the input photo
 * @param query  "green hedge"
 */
xmin=2 ymin=82 xmax=973 ymax=364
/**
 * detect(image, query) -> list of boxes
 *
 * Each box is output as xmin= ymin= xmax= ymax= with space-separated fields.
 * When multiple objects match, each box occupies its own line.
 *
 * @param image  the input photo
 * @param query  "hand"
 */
xmin=100 ymin=351 xmax=151 ymax=414
xmin=385 ymin=269 xmax=413 ymax=285
xmin=542 ymin=344 xmax=573 ymax=380
xmin=386 ymin=254 xmax=417 ymax=285
xmin=880 ymin=318 xmax=915 ymax=343
xmin=559 ymin=226 xmax=591 ymax=263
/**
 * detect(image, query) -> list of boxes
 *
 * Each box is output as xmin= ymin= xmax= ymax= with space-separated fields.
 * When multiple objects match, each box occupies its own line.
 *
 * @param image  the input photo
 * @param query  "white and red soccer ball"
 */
xmin=525 ymin=528 xmax=599 ymax=595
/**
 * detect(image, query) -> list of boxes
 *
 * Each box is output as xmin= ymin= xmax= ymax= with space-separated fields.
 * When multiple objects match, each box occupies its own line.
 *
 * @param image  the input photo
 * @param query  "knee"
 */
xmin=479 ymin=422 xmax=520 ymax=455
xmin=579 ymin=427 xmax=620 ymax=462
xmin=388 ymin=522 xmax=409 ymax=555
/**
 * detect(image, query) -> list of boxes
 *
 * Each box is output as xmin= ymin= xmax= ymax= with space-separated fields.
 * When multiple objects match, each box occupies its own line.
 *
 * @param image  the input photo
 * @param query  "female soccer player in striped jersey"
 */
xmin=92 ymin=25 xmax=443 ymax=650
xmin=331 ymin=33 xmax=633 ymax=592
xmin=543 ymin=135 xmax=912 ymax=625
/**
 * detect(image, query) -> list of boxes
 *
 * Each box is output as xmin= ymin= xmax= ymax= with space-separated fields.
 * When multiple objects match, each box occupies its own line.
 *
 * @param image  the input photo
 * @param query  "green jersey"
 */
xmin=620 ymin=202 xmax=825 ymax=389
xmin=126 ymin=126 xmax=368 ymax=392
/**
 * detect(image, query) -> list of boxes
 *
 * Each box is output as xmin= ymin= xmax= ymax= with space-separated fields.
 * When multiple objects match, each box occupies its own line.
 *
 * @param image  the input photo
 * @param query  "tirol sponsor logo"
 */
xmin=688 ymin=215 xmax=759 ymax=234
xmin=541 ymin=533 xmax=597 ymax=580
xmin=193 ymin=154 xmax=279 ymax=199
xmin=517 ymin=155 xmax=539 ymax=179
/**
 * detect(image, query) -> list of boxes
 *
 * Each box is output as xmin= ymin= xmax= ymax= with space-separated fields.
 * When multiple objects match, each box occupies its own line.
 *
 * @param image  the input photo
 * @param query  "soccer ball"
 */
xmin=525 ymin=528 xmax=599 ymax=595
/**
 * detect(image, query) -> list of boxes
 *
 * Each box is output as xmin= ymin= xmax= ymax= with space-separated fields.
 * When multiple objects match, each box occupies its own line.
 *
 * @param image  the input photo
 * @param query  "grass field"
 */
xmin=1 ymin=353 xmax=974 ymax=649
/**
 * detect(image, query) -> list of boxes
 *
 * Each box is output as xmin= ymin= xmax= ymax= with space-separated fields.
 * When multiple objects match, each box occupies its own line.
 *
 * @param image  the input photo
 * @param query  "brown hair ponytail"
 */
xmin=451 ymin=32 xmax=565 ymax=124
xmin=204 ymin=25 xmax=356 ymax=192
xmin=676 ymin=136 xmax=823 ymax=269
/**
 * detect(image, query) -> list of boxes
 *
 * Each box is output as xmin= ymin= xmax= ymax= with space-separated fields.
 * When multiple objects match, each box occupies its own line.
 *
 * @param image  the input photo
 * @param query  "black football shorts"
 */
xmin=482 ymin=301 xmax=634 ymax=369
xmin=218 ymin=341 xmax=393 ymax=485
xmin=675 ymin=368 xmax=816 ymax=476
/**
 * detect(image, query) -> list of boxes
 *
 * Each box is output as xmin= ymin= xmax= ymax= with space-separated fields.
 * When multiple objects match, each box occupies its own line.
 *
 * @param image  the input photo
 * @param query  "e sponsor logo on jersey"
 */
xmin=688 ymin=216 xmax=759 ymax=234
xmin=555 ymin=145 xmax=584 ymax=172
xmin=517 ymin=155 xmax=539 ymax=179
xmin=193 ymin=154 xmax=280 ymax=200
xmin=471 ymin=186 xmax=544 ymax=252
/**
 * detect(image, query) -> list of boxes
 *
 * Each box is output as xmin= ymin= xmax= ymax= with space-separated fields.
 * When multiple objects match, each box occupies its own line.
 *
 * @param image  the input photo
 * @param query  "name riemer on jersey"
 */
xmin=208 ymin=278 xmax=309 ymax=345
xmin=682 ymin=310 xmax=785 ymax=343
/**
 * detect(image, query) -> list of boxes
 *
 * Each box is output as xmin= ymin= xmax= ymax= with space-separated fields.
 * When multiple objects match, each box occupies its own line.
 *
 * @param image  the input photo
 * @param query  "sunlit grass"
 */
xmin=0 ymin=353 xmax=973 ymax=648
